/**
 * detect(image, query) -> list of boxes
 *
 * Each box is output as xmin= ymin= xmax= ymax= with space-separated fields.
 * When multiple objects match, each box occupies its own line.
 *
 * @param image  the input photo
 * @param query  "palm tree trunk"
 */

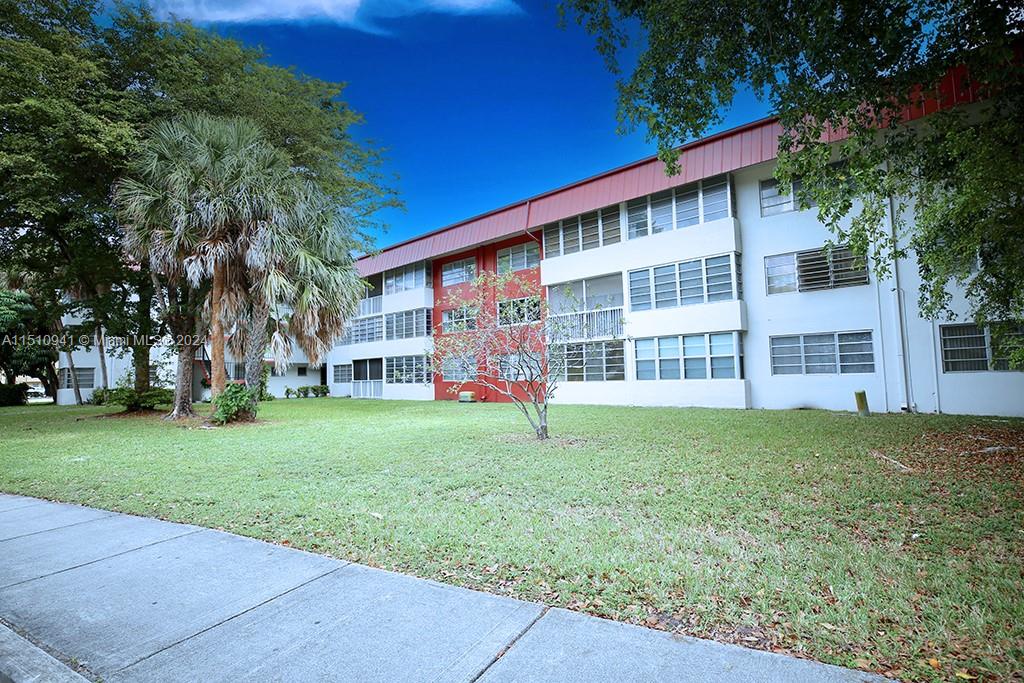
xmin=244 ymin=300 xmax=269 ymax=390
xmin=209 ymin=261 xmax=227 ymax=398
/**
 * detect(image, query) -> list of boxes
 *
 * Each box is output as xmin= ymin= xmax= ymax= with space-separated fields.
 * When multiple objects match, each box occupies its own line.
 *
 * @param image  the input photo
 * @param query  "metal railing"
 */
xmin=357 ymin=295 xmax=383 ymax=317
xmin=547 ymin=307 xmax=624 ymax=342
xmin=351 ymin=380 xmax=383 ymax=399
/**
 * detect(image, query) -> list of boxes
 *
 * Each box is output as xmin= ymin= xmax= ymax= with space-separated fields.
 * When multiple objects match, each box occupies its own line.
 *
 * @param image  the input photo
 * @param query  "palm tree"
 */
xmin=230 ymin=180 xmax=366 ymax=391
xmin=115 ymin=113 xmax=292 ymax=415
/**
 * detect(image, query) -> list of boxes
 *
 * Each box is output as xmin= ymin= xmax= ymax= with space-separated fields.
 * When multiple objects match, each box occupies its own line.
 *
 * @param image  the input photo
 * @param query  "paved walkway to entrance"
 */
xmin=0 ymin=494 xmax=886 ymax=682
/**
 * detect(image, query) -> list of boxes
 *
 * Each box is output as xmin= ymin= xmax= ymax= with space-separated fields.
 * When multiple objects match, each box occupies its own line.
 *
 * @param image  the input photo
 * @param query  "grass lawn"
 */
xmin=1 ymin=400 xmax=1021 ymax=681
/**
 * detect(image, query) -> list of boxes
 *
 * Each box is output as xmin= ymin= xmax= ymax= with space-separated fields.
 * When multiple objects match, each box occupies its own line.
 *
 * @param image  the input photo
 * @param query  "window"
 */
xmin=384 ymin=262 xmax=431 ymax=295
xmin=759 ymin=178 xmax=815 ymax=217
xmin=765 ymin=246 xmax=868 ymax=294
xmin=498 ymin=297 xmax=541 ymax=326
xmin=770 ymin=331 xmax=875 ymax=375
xmin=385 ymin=355 xmax=431 ymax=384
xmin=940 ymin=323 xmax=1024 ymax=372
xmin=542 ymin=204 xmax=622 ymax=258
xmin=548 ymin=274 xmax=624 ymax=313
xmin=497 ymin=242 xmax=540 ymax=274
xmin=297 ymin=365 xmax=308 ymax=377
xmin=442 ymin=356 xmax=477 ymax=382
xmin=627 ymin=197 xmax=649 ymax=239
xmin=352 ymin=358 xmax=383 ymax=381
xmin=543 ymin=179 xmax=733 ymax=258
xmin=225 ymin=362 xmax=246 ymax=380
xmin=58 ymin=367 xmax=95 ymax=390
xmin=636 ymin=333 xmax=740 ymax=380
xmin=340 ymin=316 xmax=383 ymax=345
xmin=441 ymin=306 xmax=477 ymax=333
xmin=765 ymin=254 xmax=798 ymax=294
xmin=701 ymin=175 xmax=730 ymax=221
xmin=629 ymin=254 xmax=739 ymax=311
xmin=333 ymin=364 xmax=353 ymax=383
xmin=496 ymin=354 xmax=528 ymax=381
xmin=441 ymin=257 xmax=476 ymax=287
xmin=550 ymin=340 xmax=625 ymax=381
xmin=386 ymin=308 xmax=432 ymax=339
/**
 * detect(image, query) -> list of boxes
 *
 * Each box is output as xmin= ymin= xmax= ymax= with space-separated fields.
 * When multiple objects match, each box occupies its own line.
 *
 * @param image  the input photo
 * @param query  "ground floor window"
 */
xmin=333 ymin=364 xmax=353 ymax=383
xmin=940 ymin=323 xmax=1023 ymax=372
xmin=58 ymin=367 xmax=95 ymax=389
xmin=442 ymin=355 xmax=477 ymax=382
xmin=770 ymin=330 xmax=874 ymax=375
xmin=352 ymin=358 xmax=383 ymax=381
xmin=549 ymin=340 xmax=625 ymax=381
xmin=385 ymin=355 xmax=431 ymax=384
xmin=635 ymin=332 xmax=740 ymax=380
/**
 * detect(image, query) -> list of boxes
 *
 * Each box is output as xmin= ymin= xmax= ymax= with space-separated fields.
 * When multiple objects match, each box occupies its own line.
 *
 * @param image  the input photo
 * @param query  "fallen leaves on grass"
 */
xmin=878 ymin=425 xmax=1024 ymax=489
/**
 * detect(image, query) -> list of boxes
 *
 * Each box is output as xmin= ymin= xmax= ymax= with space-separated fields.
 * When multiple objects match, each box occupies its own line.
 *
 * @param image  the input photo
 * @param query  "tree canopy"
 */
xmin=563 ymin=0 xmax=1023 ymax=349
xmin=0 ymin=0 xmax=397 ymax=400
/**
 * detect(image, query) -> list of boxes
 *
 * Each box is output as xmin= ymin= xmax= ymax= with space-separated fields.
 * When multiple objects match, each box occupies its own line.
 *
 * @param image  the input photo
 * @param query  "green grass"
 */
xmin=1 ymin=400 xmax=1021 ymax=680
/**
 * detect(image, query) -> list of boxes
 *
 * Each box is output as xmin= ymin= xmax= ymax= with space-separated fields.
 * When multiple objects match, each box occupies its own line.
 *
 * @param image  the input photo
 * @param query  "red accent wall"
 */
xmin=432 ymin=233 xmax=543 ymax=402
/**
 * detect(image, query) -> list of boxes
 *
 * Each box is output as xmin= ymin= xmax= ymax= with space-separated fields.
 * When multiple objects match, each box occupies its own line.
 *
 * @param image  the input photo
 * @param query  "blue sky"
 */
xmin=155 ymin=0 xmax=769 ymax=248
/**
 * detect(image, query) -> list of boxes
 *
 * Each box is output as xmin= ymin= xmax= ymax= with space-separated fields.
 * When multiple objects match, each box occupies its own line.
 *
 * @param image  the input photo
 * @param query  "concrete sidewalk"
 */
xmin=0 ymin=494 xmax=886 ymax=682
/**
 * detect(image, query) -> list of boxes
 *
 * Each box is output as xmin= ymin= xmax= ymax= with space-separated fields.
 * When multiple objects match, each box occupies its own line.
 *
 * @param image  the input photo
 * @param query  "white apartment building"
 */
xmin=323 ymin=118 xmax=1023 ymax=417
xmin=57 ymin=116 xmax=1023 ymax=416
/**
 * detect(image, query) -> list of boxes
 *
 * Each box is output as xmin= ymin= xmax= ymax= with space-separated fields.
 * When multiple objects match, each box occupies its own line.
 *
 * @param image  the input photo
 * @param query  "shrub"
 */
xmin=311 ymin=384 xmax=329 ymax=397
xmin=0 ymin=383 xmax=29 ymax=407
xmin=297 ymin=386 xmax=311 ymax=398
xmin=257 ymin=364 xmax=274 ymax=401
xmin=89 ymin=388 xmax=112 ymax=405
xmin=211 ymin=383 xmax=257 ymax=424
xmin=105 ymin=387 xmax=175 ymax=411
xmin=284 ymin=387 xmax=294 ymax=399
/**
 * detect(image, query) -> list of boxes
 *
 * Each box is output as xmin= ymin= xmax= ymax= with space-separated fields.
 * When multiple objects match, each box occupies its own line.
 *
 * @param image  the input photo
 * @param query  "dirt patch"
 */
xmin=89 ymin=408 xmax=166 ymax=420
xmin=878 ymin=425 xmax=1024 ymax=489
xmin=493 ymin=433 xmax=588 ymax=447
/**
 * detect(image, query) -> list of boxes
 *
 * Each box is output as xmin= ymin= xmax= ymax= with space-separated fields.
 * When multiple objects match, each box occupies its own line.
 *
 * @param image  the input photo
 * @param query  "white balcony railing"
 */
xmin=351 ymin=380 xmax=383 ymax=399
xmin=357 ymin=295 xmax=383 ymax=318
xmin=548 ymin=307 xmax=624 ymax=342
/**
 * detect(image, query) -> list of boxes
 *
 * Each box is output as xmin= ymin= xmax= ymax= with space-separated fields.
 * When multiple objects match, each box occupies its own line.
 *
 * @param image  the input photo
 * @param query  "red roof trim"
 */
xmin=357 ymin=116 xmax=781 ymax=276
xmin=357 ymin=61 xmax=990 ymax=277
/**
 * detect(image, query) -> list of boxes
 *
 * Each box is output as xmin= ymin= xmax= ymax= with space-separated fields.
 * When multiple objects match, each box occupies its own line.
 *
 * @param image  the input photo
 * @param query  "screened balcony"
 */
xmin=547 ymin=274 xmax=624 ymax=342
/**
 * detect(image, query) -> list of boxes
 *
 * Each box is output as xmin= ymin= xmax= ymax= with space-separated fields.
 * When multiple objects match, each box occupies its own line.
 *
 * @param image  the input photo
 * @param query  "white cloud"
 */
xmin=152 ymin=0 xmax=521 ymax=25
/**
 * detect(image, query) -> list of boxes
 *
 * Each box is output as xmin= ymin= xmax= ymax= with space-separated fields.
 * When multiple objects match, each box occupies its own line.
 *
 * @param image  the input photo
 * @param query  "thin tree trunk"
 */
xmin=64 ymin=350 xmax=82 ymax=405
xmin=96 ymin=327 xmax=109 ymax=389
xmin=43 ymin=362 xmax=58 ymax=401
xmin=209 ymin=262 xmax=227 ymax=398
xmin=134 ymin=279 xmax=154 ymax=393
xmin=53 ymin=318 xmax=82 ymax=404
xmin=168 ymin=342 xmax=197 ymax=419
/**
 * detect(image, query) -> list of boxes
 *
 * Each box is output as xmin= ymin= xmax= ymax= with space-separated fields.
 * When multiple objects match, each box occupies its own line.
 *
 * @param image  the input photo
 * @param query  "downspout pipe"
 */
xmin=886 ymin=188 xmax=914 ymax=412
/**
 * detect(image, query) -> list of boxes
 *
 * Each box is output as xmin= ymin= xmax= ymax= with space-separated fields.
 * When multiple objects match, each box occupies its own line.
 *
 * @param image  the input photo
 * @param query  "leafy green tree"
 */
xmin=0 ymin=288 xmax=58 ymax=392
xmin=564 ymin=0 xmax=1023 ymax=361
xmin=2 ymin=1 xmax=398 ymax=404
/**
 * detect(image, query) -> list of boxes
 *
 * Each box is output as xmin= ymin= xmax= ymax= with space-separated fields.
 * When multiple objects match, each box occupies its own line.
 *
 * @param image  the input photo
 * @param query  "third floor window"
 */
xmin=764 ymin=246 xmax=868 ymax=295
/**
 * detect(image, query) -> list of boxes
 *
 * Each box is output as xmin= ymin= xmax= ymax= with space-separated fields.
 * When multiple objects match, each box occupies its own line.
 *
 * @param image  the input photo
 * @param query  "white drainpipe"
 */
xmin=886 ymin=189 xmax=914 ymax=412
